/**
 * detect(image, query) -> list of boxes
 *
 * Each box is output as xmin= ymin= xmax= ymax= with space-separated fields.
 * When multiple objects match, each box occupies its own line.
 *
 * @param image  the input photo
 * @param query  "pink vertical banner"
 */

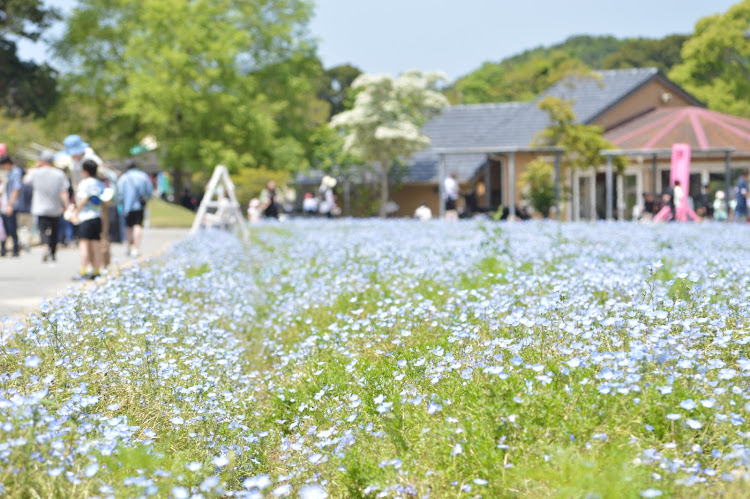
xmin=670 ymin=143 xmax=691 ymax=192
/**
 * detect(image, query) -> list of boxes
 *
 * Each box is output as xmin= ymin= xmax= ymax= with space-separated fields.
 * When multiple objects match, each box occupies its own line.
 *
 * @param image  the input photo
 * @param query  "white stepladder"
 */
xmin=190 ymin=165 xmax=249 ymax=242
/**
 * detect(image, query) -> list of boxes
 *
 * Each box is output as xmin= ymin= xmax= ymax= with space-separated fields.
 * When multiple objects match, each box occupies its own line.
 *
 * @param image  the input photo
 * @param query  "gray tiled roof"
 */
xmin=405 ymin=68 xmax=664 ymax=183
xmin=538 ymin=67 xmax=660 ymax=123
xmin=406 ymin=103 xmax=528 ymax=182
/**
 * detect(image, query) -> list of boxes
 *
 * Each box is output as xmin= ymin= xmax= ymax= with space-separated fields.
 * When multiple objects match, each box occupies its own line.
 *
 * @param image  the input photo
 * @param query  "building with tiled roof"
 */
xmin=393 ymin=67 xmax=746 ymax=220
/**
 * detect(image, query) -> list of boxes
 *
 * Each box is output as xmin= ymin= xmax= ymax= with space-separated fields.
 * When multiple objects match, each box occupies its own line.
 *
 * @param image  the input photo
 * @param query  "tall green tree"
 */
xmin=317 ymin=63 xmax=362 ymax=119
xmin=0 ymin=0 xmax=60 ymax=116
xmin=54 ymin=0 xmax=321 ymax=193
xmin=670 ymin=1 xmax=750 ymax=117
xmin=602 ymin=34 xmax=688 ymax=74
xmin=331 ymin=71 xmax=449 ymax=217
xmin=450 ymin=50 xmax=591 ymax=104
xmin=533 ymin=96 xmax=624 ymax=171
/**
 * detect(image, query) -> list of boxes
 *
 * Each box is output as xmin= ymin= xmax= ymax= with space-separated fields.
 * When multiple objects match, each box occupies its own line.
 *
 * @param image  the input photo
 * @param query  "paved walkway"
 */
xmin=0 ymin=228 xmax=189 ymax=319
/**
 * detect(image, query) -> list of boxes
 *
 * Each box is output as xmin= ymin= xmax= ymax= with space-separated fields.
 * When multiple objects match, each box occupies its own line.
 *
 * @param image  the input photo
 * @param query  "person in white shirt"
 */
xmin=443 ymin=173 xmax=459 ymax=220
xmin=72 ymin=160 xmax=106 ymax=280
xmin=23 ymin=151 xmax=70 ymax=262
xmin=414 ymin=201 xmax=432 ymax=221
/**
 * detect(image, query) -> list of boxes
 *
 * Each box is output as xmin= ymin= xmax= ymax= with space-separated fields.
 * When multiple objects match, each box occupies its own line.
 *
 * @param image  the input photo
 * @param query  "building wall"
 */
xmin=392 ymin=184 xmax=441 ymax=217
xmin=593 ymin=80 xmax=696 ymax=131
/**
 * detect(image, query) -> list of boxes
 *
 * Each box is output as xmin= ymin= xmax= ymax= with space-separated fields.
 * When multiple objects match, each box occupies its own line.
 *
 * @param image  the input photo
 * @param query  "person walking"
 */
xmin=22 ymin=151 xmax=70 ymax=262
xmin=117 ymin=159 xmax=152 ymax=257
xmin=0 ymin=153 xmax=23 ymax=257
xmin=735 ymin=170 xmax=749 ymax=222
xmin=259 ymin=180 xmax=280 ymax=219
xmin=443 ymin=172 xmax=459 ymax=220
xmin=71 ymin=160 xmax=106 ymax=280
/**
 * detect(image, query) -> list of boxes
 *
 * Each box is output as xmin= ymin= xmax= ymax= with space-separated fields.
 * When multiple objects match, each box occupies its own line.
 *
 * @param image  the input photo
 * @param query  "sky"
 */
xmin=17 ymin=0 xmax=740 ymax=82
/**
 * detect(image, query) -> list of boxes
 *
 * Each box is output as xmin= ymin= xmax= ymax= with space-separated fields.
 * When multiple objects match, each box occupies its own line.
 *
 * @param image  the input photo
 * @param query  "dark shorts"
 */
xmin=125 ymin=210 xmax=145 ymax=227
xmin=445 ymin=198 xmax=457 ymax=211
xmin=78 ymin=218 xmax=102 ymax=241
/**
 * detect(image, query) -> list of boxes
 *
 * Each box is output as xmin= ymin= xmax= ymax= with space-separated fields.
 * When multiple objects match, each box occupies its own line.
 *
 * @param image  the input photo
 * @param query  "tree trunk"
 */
xmin=379 ymin=159 xmax=389 ymax=218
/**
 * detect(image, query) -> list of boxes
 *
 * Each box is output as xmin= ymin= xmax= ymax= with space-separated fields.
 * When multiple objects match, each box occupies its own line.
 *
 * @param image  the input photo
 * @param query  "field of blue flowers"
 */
xmin=2 ymin=220 xmax=749 ymax=498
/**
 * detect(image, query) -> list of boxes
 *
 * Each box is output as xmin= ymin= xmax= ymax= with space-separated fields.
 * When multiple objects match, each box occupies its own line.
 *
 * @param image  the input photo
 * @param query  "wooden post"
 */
xmin=725 ymin=150 xmax=732 ymax=203
xmin=508 ymin=152 xmax=516 ymax=220
xmin=438 ymin=154 xmax=446 ymax=219
xmin=484 ymin=159 xmax=491 ymax=211
xmin=554 ymin=150 xmax=561 ymax=217
xmin=616 ymin=172 xmax=624 ymax=220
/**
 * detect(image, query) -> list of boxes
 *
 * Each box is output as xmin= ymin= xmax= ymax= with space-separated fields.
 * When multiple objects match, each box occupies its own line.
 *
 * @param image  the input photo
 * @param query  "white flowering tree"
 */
xmin=331 ymin=71 xmax=449 ymax=216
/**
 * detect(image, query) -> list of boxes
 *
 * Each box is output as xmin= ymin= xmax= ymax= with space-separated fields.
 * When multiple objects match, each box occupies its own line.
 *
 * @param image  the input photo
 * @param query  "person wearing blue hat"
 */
xmin=63 ymin=134 xmax=100 ymax=187
xmin=62 ymin=134 xmax=123 ymax=260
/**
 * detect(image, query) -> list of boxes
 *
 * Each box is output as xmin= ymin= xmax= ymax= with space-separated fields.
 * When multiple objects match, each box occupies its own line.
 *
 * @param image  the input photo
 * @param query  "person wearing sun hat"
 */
xmin=63 ymin=134 xmax=102 ymax=188
xmin=318 ymin=175 xmax=337 ymax=218
xmin=62 ymin=134 xmax=122 ymax=260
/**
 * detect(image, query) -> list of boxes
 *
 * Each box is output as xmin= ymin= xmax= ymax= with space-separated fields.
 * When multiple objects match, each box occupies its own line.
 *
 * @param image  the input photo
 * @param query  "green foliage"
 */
xmin=451 ymin=49 xmax=591 ymax=104
xmin=331 ymin=71 xmax=449 ymax=216
xmin=317 ymin=63 xmax=363 ymax=119
xmin=669 ymin=1 xmax=750 ymax=117
xmin=185 ymin=263 xmax=210 ymax=278
xmin=534 ymin=96 xmax=626 ymax=173
xmin=53 ymin=0 xmax=322 ymax=175
xmin=147 ymin=198 xmax=195 ymax=228
xmin=228 ymin=167 xmax=291 ymax=205
xmin=309 ymin=124 xmax=361 ymax=174
xmin=602 ymin=35 xmax=689 ymax=73
xmin=0 ymin=40 xmax=59 ymax=117
xmin=0 ymin=1 xmax=60 ymax=117
xmin=0 ymin=0 xmax=60 ymax=41
xmin=520 ymin=158 xmax=556 ymax=217
xmin=0 ymin=112 xmax=51 ymax=153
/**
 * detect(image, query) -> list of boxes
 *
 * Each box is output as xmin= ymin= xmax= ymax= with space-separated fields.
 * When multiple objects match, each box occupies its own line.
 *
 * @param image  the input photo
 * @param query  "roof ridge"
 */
xmin=447 ymin=102 xmax=528 ymax=110
xmin=591 ymin=67 xmax=659 ymax=76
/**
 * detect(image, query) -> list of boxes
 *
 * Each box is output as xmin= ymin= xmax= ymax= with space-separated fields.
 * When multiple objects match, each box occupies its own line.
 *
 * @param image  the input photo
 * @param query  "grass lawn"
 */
xmin=147 ymin=198 xmax=196 ymax=228
xmin=2 ymin=220 xmax=750 ymax=498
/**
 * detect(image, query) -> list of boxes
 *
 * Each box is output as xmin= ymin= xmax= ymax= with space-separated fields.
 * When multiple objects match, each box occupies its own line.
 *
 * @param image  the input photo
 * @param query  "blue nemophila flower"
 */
xmin=666 ymin=414 xmax=681 ymax=420
xmin=299 ymin=484 xmax=328 ymax=499
xmin=243 ymin=475 xmax=271 ymax=490
xmin=24 ymin=355 xmax=42 ymax=368
xmin=272 ymin=483 xmax=292 ymax=497
xmin=680 ymin=399 xmax=697 ymax=411
xmin=640 ymin=489 xmax=662 ymax=498
xmin=84 ymin=462 xmax=99 ymax=478
xmin=171 ymin=486 xmax=189 ymax=499
xmin=686 ymin=419 xmax=703 ymax=430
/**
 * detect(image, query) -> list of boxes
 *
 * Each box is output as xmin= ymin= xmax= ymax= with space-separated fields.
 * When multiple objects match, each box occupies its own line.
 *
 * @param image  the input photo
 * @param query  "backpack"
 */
xmin=16 ymin=170 xmax=33 ymax=213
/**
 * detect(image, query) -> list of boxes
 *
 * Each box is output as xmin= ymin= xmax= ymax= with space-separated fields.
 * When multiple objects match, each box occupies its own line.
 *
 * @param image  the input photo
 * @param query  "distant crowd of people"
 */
xmin=636 ymin=170 xmax=750 ymax=223
xmin=0 ymin=136 xmax=155 ymax=280
xmin=248 ymin=175 xmax=341 ymax=222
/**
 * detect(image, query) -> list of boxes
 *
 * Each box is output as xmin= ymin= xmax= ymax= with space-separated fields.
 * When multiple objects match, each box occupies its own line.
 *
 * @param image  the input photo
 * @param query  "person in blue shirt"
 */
xmin=117 ymin=159 xmax=153 ymax=257
xmin=1 ymin=154 xmax=23 ymax=257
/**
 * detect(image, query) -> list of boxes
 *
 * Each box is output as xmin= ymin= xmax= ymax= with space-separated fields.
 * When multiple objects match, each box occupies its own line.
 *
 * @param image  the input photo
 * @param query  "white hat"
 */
xmin=321 ymin=175 xmax=337 ymax=188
